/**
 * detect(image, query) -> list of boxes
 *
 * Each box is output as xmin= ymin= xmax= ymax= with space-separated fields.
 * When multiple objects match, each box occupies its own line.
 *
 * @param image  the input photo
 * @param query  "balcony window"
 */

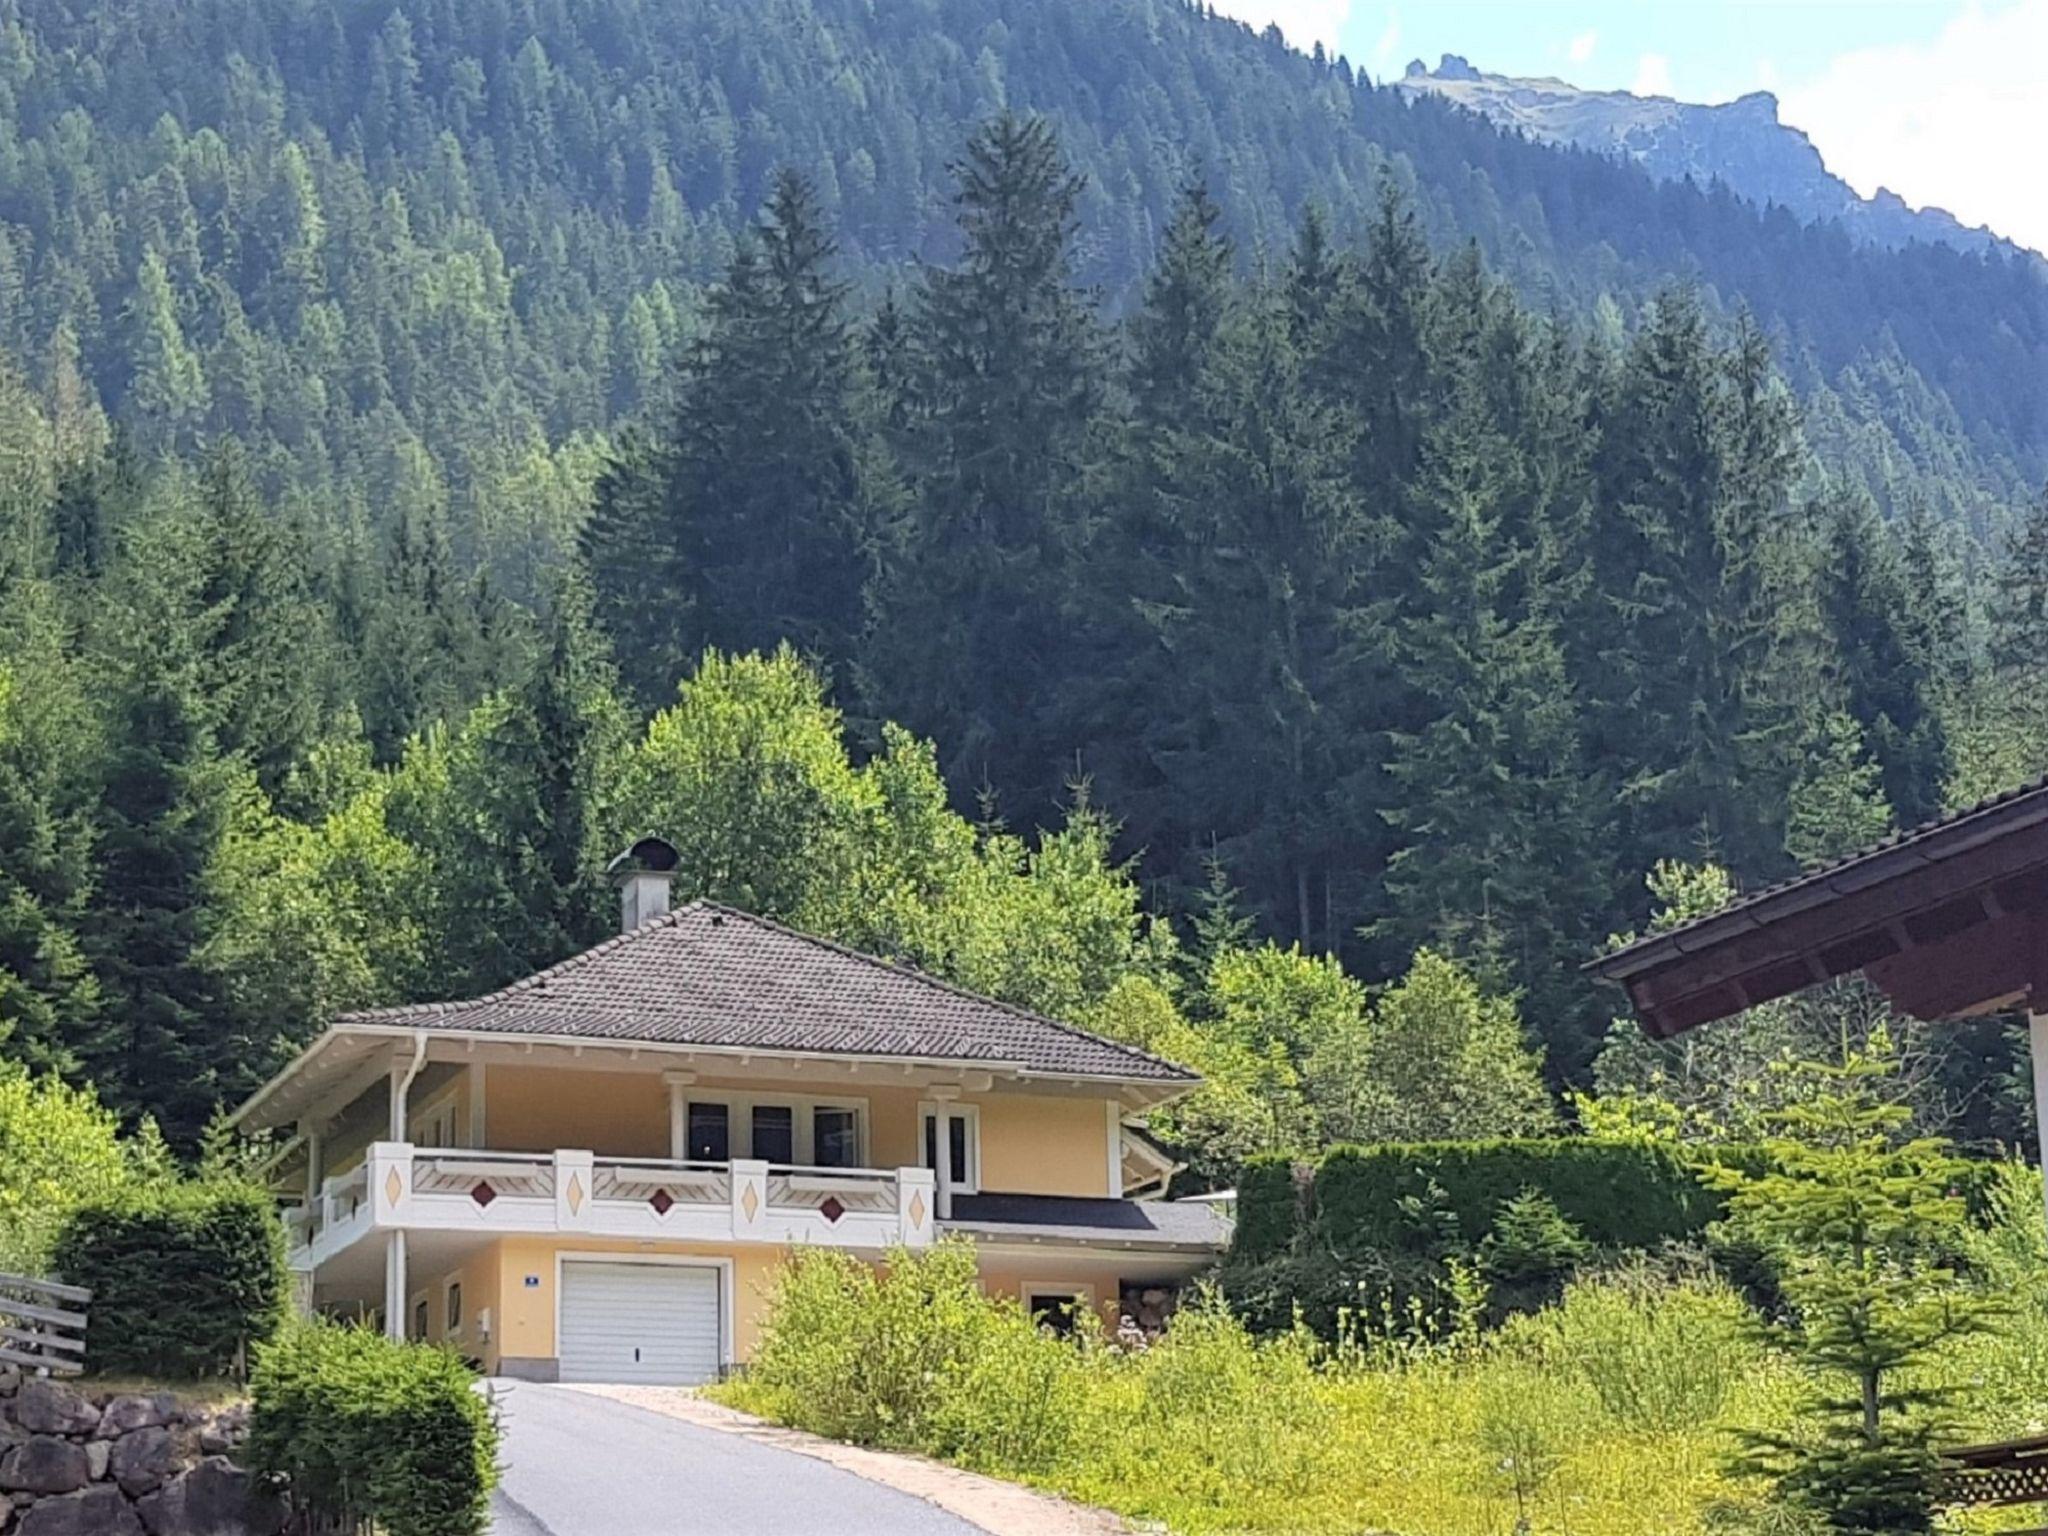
xmin=814 ymin=1107 xmax=860 ymax=1169
xmin=751 ymin=1104 xmax=795 ymax=1164
xmin=920 ymin=1105 xmax=979 ymax=1193
xmin=686 ymin=1102 xmax=730 ymax=1162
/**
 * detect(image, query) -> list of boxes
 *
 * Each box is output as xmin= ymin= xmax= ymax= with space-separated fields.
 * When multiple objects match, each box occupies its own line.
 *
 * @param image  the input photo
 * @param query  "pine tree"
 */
xmin=1813 ymin=490 xmax=1948 ymax=828
xmin=865 ymin=114 xmax=1107 ymax=818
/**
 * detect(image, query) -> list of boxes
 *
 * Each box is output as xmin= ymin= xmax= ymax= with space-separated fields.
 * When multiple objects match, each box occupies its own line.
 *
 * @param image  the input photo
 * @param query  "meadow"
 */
xmin=715 ymin=1175 xmax=2048 ymax=1536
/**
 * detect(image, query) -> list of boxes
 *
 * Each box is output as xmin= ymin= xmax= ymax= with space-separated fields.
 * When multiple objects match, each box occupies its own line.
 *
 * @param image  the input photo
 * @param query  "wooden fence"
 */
xmin=0 ymin=1269 xmax=91 ymax=1378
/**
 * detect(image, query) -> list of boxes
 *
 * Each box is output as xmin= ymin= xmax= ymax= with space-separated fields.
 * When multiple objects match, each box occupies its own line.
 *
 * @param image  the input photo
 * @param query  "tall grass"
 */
xmin=717 ymin=1240 xmax=1819 ymax=1535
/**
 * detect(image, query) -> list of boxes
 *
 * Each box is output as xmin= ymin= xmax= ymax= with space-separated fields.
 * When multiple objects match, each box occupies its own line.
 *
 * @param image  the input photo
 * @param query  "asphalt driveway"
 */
xmin=486 ymin=1381 xmax=983 ymax=1535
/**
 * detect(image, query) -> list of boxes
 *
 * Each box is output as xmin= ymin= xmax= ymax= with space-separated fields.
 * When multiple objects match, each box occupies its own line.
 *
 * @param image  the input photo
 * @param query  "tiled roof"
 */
xmin=337 ymin=902 xmax=1194 ymax=1083
xmin=944 ymin=1193 xmax=1231 ymax=1250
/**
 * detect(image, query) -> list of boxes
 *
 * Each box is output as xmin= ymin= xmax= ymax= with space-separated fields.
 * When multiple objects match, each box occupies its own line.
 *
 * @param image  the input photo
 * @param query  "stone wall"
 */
xmin=0 ymin=1365 xmax=281 ymax=1536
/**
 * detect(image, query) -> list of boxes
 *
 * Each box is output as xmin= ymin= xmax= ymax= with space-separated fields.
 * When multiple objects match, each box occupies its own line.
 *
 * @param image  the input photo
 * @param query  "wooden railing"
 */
xmin=0 ymin=1270 xmax=91 ymax=1378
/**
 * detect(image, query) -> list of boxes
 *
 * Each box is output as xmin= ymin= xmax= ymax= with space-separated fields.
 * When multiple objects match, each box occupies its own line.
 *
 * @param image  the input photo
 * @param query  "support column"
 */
xmin=2030 ymin=1011 xmax=2048 ymax=1235
xmin=929 ymin=1086 xmax=959 ymax=1222
xmin=384 ymin=1229 xmax=408 ymax=1341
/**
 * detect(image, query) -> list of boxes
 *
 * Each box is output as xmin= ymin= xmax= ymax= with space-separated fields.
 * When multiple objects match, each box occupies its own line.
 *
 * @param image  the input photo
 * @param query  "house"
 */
xmin=234 ymin=838 xmax=1228 ymax=1384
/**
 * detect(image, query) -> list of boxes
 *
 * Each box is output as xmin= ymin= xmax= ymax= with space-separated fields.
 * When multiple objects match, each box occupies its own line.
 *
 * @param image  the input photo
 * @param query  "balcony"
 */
xmin=288 ymin=1143 xmax=938 ymax=1269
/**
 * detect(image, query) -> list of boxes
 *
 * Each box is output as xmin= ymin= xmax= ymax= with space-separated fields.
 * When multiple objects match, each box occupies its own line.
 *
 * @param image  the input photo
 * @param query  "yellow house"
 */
xmin=233 ymin=839 xmax=1225 ymax=1383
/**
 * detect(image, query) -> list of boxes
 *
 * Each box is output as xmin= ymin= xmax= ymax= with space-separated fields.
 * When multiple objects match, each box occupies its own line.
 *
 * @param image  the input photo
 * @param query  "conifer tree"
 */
xmin=866 ymin=114 xmax=1106 ymax=816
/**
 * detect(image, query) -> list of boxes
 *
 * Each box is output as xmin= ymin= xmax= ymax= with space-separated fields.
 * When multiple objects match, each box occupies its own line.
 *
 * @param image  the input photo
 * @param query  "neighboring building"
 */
xmin=235 ymin=839 xmax=1226 ymax=1384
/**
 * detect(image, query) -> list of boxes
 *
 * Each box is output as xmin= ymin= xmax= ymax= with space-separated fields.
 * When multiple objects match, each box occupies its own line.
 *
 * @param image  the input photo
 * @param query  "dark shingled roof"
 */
xmin=336 ymin=901 xmax=1194 ymax=1083
xmin=944 ymin=1193 xmax=1231 ymax=1250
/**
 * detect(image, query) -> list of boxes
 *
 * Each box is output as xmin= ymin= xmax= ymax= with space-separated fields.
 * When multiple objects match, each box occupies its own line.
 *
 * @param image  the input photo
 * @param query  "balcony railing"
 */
xmin=288 ymin=1144 xmax=937 ymax=1268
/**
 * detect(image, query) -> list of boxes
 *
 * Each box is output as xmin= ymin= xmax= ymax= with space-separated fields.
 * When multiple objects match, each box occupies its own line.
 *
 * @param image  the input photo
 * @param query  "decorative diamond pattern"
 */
xmin=649 ymin=1188 xmax=674 ymax=1216
xmin=470 ymin=1181 xmax=496 ymax=1208
xmin=566 ymin=1173 xmax=585 ymax=1215
xmin=819 ymin=1196 xmax=846 ymax=1224
xmin=740 ymin=1182 xmax=760 ymax=1222
xmin=909 ymin=1191 xmax=927 ymax=1229
xmin=385 ymin=1169 xmax=403 ymax=1208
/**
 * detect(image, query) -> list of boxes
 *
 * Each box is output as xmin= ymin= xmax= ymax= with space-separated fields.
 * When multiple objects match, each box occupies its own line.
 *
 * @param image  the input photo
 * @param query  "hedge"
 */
xmin=1232 ymin=1138 xmax=2008 ymax=1268
xmin=248 ymin=1320 xmax=500 ymax=1536
xmin=54 ymin=1179 xmax=291 ymax=1378
xmin=1231 ymin=1155 xmax=1303 ymax=1262
xmin=1313 ymin=1139 xmax=1725 ymax=1254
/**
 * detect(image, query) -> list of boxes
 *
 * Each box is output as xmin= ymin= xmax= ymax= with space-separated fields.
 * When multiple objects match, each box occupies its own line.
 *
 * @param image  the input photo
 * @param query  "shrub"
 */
xmin=248 ymin=1319 xmax=499 ymax=1536
xmin=1479 ymin=1189 xmax=1592 ymax=1317
xmin=735 ymin=1238 xmax=1084 ymax=1470
xmin=1230 ymin=1155 xmax=1302 ymax=1261
xmin=54 ymin=1179 xmax=290 ymax=1378
xmin=1312 ymin=1138 xmax=1724 ymax=1255
xmin=1503 ymin=1268 xmax=1754 ymax=1432
xmin=0 ymin=1066 xmax=143 ymax=1273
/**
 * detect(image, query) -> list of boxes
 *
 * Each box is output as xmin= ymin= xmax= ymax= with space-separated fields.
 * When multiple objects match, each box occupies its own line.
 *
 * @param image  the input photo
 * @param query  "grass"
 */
xmin=712 ymin=1209 xmax=2048 ymax=1536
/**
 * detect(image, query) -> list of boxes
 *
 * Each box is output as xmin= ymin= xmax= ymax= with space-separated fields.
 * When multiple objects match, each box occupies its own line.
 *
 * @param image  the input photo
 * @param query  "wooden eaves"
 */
xmin=1586 ymin=775 xmax=2048 ymax=1038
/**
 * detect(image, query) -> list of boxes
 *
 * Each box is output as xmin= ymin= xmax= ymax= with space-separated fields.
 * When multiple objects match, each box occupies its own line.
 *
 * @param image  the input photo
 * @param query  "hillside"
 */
xmin=1394 ymin=54 xmax=2026 ymax=262
xmin=0 ymin=0 xmax=2041 ymax=581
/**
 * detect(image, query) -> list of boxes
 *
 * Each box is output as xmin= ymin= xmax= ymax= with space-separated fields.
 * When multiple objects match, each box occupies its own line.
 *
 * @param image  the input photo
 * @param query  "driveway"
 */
xmin=486 ymin=1381 xmax=984 ymax=1535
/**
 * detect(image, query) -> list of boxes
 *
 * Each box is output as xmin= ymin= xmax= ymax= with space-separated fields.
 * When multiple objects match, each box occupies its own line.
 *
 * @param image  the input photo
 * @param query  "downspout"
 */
xmin=389 ymin=1030 xmax=428 ymax=1142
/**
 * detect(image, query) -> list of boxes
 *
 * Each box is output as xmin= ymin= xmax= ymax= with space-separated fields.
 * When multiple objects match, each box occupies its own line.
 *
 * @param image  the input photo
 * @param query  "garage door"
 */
xmin=557 ymin=1262 xmax=722 ymax=1384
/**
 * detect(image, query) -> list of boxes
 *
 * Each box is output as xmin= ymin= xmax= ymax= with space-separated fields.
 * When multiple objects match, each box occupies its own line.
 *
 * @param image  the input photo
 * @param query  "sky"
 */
xmin=1204 ymin=0 xmax=2048 ymax=255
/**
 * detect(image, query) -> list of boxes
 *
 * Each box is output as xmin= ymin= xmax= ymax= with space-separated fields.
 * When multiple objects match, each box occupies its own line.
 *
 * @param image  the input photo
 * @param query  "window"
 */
xmin=446 ymin=1281 xmax=463 ymax=1334
xmin=412 ymin=1296 xmax=429 ymax=1341
xmin=919 ymin=1105 xmax=979 ymax=1193
xmin=814 ymin=1106 xmax=860 ymax=1169
xmin=686 ymin=1102 xmax=730 ymax=1162
xmin=1023 ymin=1287 xmax=1093 ymax=1338
xmin=750 ymin=1104 xmax=795 ymax=1164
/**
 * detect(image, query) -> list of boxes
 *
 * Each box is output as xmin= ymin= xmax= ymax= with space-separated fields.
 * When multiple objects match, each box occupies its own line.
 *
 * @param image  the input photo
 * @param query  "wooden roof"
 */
xmin=1588 ymin=776 xmax=2048 ymax=1037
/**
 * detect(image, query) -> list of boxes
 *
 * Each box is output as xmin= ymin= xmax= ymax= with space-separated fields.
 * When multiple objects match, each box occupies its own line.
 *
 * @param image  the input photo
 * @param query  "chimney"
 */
xmin=607 ymin=836 xmax=681 ymax=933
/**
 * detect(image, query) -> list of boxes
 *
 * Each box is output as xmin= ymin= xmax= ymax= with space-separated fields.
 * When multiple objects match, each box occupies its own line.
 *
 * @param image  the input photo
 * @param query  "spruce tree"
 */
xmin=865 ymin=114 xmax=1106 ymax=818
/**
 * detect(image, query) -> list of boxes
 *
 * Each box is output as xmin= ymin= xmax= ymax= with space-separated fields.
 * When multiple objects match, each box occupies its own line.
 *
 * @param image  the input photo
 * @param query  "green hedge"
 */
xmin=1231 ymin=1155 xmax=1303 ymax=1262
xmin=249 ymin=1320 xmax=499 ymax=1536
xmin=54 ymin=1180 xmax=291 ymax=1378
xmin=1312 ymin=1139 xmax=1725 ymax=1255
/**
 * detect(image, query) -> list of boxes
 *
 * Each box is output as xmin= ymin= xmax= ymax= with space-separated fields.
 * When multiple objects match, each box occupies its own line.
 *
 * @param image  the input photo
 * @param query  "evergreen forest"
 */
xmin=2 ymin=0 xmax=2047 ymax=1159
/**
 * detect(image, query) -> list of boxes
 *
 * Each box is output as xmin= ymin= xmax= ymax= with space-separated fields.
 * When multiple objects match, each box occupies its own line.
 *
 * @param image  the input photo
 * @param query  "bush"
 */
xmin=734 ymin=1238 xmax=1088 ymax=1472
xmin=1479 ymin=1189 xmax=1592 ymax=1317
xmin=1230 ymin=1155 xmax=1302 ymax=1262
xmin=0 ymin=1066 xmax=145 ymax=1273
xmin=1501 ymin=1268 xmax=1753 ymax=1432
xmin=54 ymin=1179 xmax=289 ymax=1377
xmin=1313 ymin=1139 xmax=1723 ymax=1255
xmin=248 ymin=1319 xmax=499 ymax=1536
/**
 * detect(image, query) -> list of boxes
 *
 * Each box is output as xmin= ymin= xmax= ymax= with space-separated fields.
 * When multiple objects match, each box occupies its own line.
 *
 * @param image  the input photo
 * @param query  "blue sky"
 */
xmin=1209 ymin=0 xmax=2048 ymax=253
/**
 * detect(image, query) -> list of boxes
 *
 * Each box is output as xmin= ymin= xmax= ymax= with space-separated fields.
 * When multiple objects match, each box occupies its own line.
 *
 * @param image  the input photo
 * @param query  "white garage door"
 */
xmin=557 ymin=1262 xmax=723 ymax=1385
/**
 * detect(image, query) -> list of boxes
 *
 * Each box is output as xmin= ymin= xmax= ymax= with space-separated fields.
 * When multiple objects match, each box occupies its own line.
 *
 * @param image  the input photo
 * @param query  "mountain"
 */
xmin=1394 ymin=53 xmax=2024 ymax=261
xmin=0 ymin=0 xmax=2039 ymax=579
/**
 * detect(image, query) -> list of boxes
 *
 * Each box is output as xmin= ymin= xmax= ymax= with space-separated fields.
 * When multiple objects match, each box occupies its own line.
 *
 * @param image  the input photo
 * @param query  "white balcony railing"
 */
xmin=288 ymin=1144 xmax=937 ymax=1269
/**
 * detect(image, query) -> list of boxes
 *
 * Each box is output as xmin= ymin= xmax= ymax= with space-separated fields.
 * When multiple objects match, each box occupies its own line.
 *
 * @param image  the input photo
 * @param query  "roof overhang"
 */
xmin=235 ymin=1022 xmax=1198 ymax=1132
xmin=1589 ymin=782 xmax=2048 ymax=1037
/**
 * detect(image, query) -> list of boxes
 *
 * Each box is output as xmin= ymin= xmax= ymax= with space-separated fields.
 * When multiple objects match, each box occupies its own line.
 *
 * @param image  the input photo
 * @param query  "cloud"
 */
xmin=1206 ymin=0 xmax=1356 ymax=55
xmin=1567 ymin=29 xmax=1598 ymax=65
xmin=1370 ymin=8 xmax=1401 ymax=71
xmin=1782 ymin=0 xmax=2048 ymax=255
xmin=1630 ymin=53 xmax=1673 ymax=98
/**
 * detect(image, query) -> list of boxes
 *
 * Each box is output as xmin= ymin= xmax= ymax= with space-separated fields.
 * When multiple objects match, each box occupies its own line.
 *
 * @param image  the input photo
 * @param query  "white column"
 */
xmin=928 ymin=1087 xmax=960 ymax=1223
xmin=2030 ymin=1011 xmax=2048 ymax=1235
xmin=384 ymin=1229 xmax=408 ymax=1341
xmin=301 ymin=1123 xmax=325 ymax=1210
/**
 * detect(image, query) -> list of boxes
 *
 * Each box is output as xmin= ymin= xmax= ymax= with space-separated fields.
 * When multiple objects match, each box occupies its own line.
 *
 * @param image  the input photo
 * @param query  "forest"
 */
xmin=3 ymin=95 xmax=2046 ymax=1163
